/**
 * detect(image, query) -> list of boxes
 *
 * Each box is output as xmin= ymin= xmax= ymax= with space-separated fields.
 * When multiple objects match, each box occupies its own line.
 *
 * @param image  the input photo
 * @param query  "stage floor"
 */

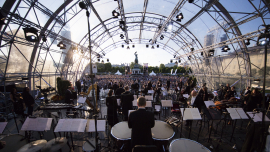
xmin=0 ymin=96 xmax=260 ymax=152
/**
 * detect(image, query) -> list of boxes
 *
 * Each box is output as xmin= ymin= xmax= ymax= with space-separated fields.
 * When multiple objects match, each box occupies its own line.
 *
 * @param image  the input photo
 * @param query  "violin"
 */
xmin=210 ymin=97 xmax=240 ymax=110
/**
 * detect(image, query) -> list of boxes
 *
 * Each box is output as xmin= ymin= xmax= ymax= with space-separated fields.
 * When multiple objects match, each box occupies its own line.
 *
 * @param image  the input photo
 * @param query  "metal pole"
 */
xmin=86 ymin=9 xmax=99 ymax=152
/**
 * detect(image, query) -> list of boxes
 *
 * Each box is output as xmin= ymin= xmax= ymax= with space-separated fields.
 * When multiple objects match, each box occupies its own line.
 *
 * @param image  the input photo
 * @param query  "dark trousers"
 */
xmin=27 ymin=106 xmax=33 ymax=116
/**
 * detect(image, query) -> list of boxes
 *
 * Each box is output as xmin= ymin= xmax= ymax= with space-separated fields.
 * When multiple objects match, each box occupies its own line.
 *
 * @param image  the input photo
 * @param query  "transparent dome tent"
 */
xmin=0 ymin=0 xmax=269 ymax=95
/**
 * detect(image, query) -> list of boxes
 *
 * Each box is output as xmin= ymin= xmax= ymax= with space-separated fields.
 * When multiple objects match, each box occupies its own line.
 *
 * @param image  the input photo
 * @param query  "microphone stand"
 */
xmin=80 ymin=2 xmax=99 ymax=151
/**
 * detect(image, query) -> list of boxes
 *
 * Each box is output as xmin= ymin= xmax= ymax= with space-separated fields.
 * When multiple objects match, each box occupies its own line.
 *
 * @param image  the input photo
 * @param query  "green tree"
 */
xmin=104 ymin=62 xmax=112 ymax=72
xmin=159 ymin=64 xmax=165 ymax=73
xmin=130 ymin=62 xmax=135 ymax=69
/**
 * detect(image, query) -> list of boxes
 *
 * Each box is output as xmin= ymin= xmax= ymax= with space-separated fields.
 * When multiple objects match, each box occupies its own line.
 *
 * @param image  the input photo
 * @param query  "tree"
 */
xmin=159 ymin=64 xmax=165 ymax=73
xmin=104 ymin=62 xmax=112 ymax=72
xmin=130 ymin=62 xmax=135 ymax=69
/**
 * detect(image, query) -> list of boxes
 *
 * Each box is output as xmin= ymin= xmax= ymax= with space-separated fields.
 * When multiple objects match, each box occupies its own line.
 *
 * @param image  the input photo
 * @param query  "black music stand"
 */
xmin=133 ymin=145 xmax=157 ymax=152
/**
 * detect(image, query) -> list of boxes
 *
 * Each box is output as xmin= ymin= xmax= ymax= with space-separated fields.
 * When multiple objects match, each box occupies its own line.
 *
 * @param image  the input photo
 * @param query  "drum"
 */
xmin=17 ymin=139 xmax=47 ymax=152
xmin=152 ymin=120 xmax=174 ymax=140
xmin=169 ymin=138 xmax=211 ymax=152
xmin=111 ymin=121 xmax=131 ymax=140
xmin=41 ymin=137 xmax=67 ymax=152
xmin=0 ymin=134 xmax=26 ymax=152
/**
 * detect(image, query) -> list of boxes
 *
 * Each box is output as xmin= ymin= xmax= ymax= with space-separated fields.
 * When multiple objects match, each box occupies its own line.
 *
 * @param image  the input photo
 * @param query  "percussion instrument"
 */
xmin=17 ymin=139 xmax=47 ymax=152
xmin=111 ymin=122 xmax=131 ymax=140
xmin=169 ymin=138 xmax=211 ymax=152
xmin=38 ymin=103 xmax=74 ymax=111
xmin=0 ymin=134 xmax=26 ymax=152
xmin=41 ymin=137 xmax=67 ymax=152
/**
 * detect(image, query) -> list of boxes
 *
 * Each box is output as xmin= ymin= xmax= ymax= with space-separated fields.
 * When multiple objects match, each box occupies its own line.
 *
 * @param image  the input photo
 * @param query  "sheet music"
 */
xmin=21 ymin=117 xmax=52 ymax=131
xmin=190 ymin=108 xmax=202 ymax=120
xmin=180 ymin=108 xmax=192 ymax=120
xmin=146 ymin=101 xmax=152 ymax=107
xmin=0 ymin=122 xmax=8 ymax=134
xmin=235 ymin=108 xmax=249 ymax=119
xmin=86 ymin=119 xmax=106 ymax=132
xmin=161 ymin=100 xmax=173 ymax=107
xmin=132 ymin=100 xmax=137 ymax=107
xmin=155 ymin=105 xmax=161 ymax=112
xmin=247 ymin=112 xmax=263 ymax=122
xmin=77 ymin=97 xmax=87 ymax=104
xmin=183 ymin=94 xmax=189 ymax=98
xmin=145 ymin=95 xmax=153 ymax=101
xmin=128 ymin=110 xmax=135 ymax=117
xmin=148 ymin=90 xmax=154 ymax=94
xmin=226 ymin=108 xmax=241 ymax=120
xmin=257 ymin=112 xmax=270 ymax=122
xmin=133 ymin=95 xmax=137 ymax=99
xmin=204 ymin=101 xmax=215 ymax=108
xmin=54 ymin=119 xmax=87 ymax=132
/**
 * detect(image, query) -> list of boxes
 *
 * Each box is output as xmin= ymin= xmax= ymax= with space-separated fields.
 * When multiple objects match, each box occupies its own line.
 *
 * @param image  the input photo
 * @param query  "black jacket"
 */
xmin=106 ymin=96 xmax=119 ymax=126
xmin=64 ymin=90 xmax=73 ymax=104
xmin=22 ymin=93 xmax=34 ymax=107
xmin=121 ymin=91 xmax=134 ymax=120
xmin=128 ymin=109 xmax=155 ymax=148
xmin=115 ymin=87 xmax=125 ymax=97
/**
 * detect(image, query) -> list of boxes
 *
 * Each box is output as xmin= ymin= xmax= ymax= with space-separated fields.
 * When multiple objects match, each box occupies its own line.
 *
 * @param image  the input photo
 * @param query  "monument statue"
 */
xmin=134 ymin=51 xmax=138 ymax=64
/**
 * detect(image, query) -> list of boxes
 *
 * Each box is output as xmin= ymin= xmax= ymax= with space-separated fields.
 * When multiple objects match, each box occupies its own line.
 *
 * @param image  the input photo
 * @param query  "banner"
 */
xmin=174 ymin=69 xmax=177 ymax=75
xmin=171 ymin=69 xmax=173 ymax=74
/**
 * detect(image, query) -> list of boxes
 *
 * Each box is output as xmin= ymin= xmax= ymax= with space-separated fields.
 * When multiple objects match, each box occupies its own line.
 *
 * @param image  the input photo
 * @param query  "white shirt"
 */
xmin=190 ymin=96 xmax=196 ymax=106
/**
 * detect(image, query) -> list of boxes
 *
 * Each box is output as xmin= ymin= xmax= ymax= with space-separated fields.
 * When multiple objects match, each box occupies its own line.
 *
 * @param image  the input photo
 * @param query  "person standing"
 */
xmin=106 ymin=89 xmax=119 ymax=126
xmin=22 ymin=87 xmax=35 ymax=116
xmin=128 ymin=97 xmax=155 ymax=149
xmin=75 ymin=80 xmax=82 ymax=95
xmin=115 ymin=84 xmax=125 ymax=97
xmin=65 ymin=86 xmax=74 ymax=104
xmin=244 ymin=88 xmax=263 ymax=111
xmin=121 ymin=86 xmax=134 ymax=121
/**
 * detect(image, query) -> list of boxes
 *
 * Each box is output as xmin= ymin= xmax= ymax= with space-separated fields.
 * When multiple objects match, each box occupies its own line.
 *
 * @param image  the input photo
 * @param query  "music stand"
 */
xmin=146 ymin=101 xmax=152 ymax=111
xmin=180 ymin=108 xmax=202 ymax=139
xmin=0 ymin=122 xmax=8 ymax=134
xmin=161 ymin=100 xmax=173 ymax=118
xmin=145 ymin=95 xmax=153 ymax=101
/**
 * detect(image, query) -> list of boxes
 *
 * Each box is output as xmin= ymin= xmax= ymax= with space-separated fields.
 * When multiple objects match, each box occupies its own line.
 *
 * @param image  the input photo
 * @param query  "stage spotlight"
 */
xmin=179 ymin=59 xmax=181 ymax=63
xmin=209 ymin=49 xmax=214 ymax=56
xmin=79 ymin=2 xmax=87 ymax=9
xmin=157 ymin=44 xmax=159 ymax=48
xmin=151 ymin=46 xmax=154 ymax=49
xmin=101 ymin=60 xmax=104 ymax=64
xmin=160 ymin=35 xmax=164 ymax=40
xmin=176 ymin=13 xmax=183 ymax=22
xmin=201 ymin=52 xmax=203 ymax=56
xmin=149 ymin=39 xmax=152 ymax=42
xmin=170 ymin=60 xmax=173 ymax=63
xmin=190 ymin=48 xmax=194 ymax=52
xmin=102 ymin=52 xmax=105 ymax=56
xmin=23 ymin=26 xmax=39 ymax=42
xmin=257 ymin=26 xmax=270 ymax=46
xmin=97 ymin=58 xmax=100 ymax=62
xmin=188 ymin=55 xmax=191 ymax=60
xmin=146 ymin=44 xmax=149 ymax=48
xmin=57 ymin=41 xmax=66 ymax=49
xmin=122 ymin=45 xmax=124 ymax=48
xmin=127 ymin=46 xmax=130 ymax=49
xmin=42 ymin=34 xmax=47 ymax=42
xmin=119 ymin=21 xmax=125 ymax=30
xmin=129 ymin=39 xmax=132 ymax=42
xmin=175 ymin=61 xmax=178 ymax=64
xmin=107 ymin=59 xmax=109 ymax=62
xmin=120 ymin=34 xmax=124 ymax=39
xmin=245 ymin=39 xmax=250 ymax=46
xmin=221 ymin=45 xmax=230 ymax=52
xmin=112 ymin=10 xmax=120 ymax=18
xmin=188 ymin=0 xmax=194 ymax=3
xmin=132 ymin=45 xmax=135 ymax=48
xmin=173 ymin=55 xmax=176 ymax=58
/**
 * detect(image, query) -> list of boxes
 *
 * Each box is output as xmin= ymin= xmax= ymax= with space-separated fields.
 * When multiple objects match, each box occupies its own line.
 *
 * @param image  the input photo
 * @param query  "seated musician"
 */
xmin=128 ymin=97 xmax=155 ymax=149
xmin=244 ymin=88 xmax=263 ymax=111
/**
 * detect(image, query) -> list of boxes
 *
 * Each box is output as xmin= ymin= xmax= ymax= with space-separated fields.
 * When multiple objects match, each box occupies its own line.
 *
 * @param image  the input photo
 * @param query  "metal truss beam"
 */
xmin=151 ymin=0 xmax=186 ymax=45
xmin=177 ymin=28 xmax=265 ymax=59
xmin=117 ymin=0 xmax=129 ymax=44
xmin=139 ymin=0 xmax=148 ymax=43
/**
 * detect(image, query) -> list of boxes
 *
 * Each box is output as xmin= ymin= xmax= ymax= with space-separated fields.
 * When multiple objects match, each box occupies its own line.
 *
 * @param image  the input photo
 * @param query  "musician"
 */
xmin=81 ymin=82 xmax=99 ymax=102
xmin=178 ymin=78 xmax=183 ymax=92
xmin=167 ymin=79 xmax=170 ymax=91
xmin=128 ymin=97 xmax=155 ymax=149
xmin=106 ymin=89 xmax=119 ymax=126
xmin=183 ymin=82 xmax=191 ymax=95
xmin=121 ymin=86 xmax=134 ymax=121
xmin=244 ymin=88 xmax=263 ymax=111
xmin=227 ymin=86 xmax=237 ymax=98
xmin=242 ymin=86 xmax=251 ymax=96
xmin=75 ymin=80 xmax=81 ymax=95
xmin=115 ymin=84 xmax=125 ymax=97
xmin=188 ymin=90 xmax=203 ymax=112
xmin=141 ymin=85 xmax=149 ymax=96
xmin=112 ymin=82 xmax=119 ymax=94
xmin=64 ymin=86 xmax=74 ymax=104
xmin=14 ymin=94 xmax=26 ymax=116
xmin=147 ymin=81 xmax=152 ymax=90
xmin=22 ymin=87 xmax=35 ymax=116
